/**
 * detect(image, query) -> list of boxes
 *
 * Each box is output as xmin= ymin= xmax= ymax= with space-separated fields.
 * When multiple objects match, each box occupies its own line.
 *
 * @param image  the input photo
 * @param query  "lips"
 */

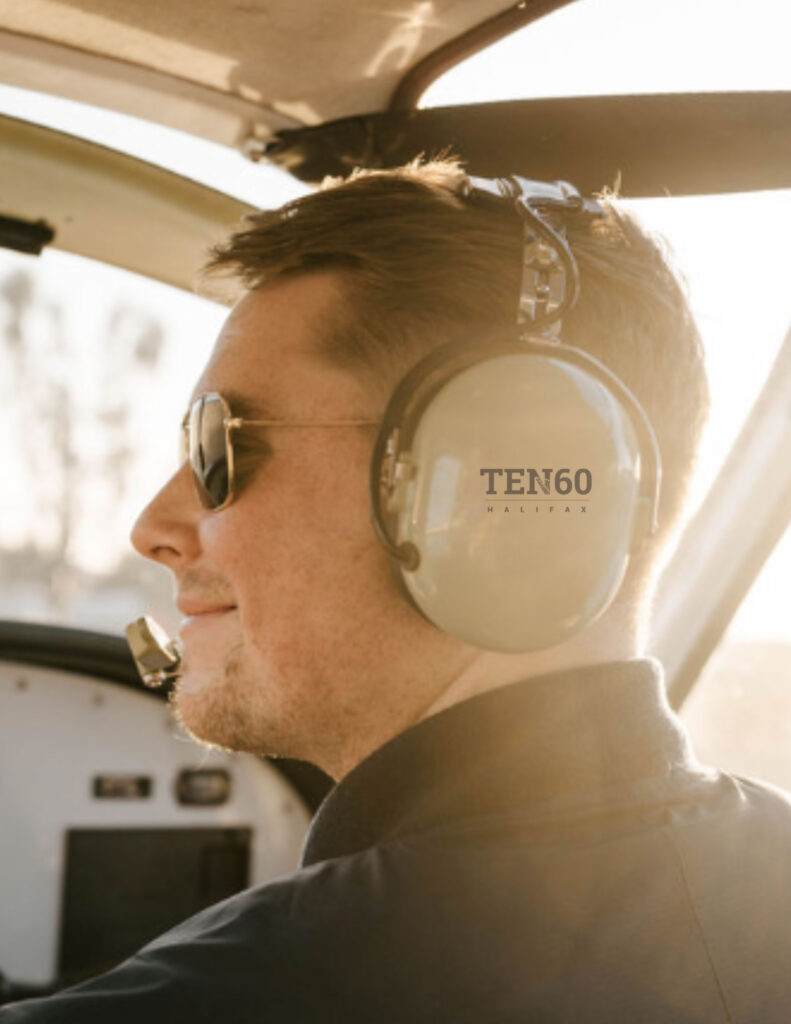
xmin=177 ymin=604 xmax=238 ymax=639
xmin=177 ymin=599 xmax=237 ymax=617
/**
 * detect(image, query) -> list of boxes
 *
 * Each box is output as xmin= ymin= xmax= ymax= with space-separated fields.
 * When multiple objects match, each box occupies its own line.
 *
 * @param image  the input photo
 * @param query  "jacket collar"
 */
xmin=302 ymin=658 xmax=695 ymax=866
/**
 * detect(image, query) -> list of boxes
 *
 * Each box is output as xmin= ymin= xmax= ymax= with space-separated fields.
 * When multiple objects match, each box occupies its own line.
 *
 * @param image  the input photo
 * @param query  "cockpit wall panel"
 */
xmin=0 ymin=661 xmax=311 ymax=989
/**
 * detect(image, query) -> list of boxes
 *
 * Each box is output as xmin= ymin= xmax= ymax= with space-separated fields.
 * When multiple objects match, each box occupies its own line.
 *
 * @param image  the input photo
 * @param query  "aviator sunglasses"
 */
xmin=181 ymin=392 xmax=380 ymax=511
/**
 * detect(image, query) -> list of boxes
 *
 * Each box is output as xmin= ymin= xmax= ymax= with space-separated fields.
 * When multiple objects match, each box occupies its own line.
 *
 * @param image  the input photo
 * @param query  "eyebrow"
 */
xmin=186 ymin=389 xmax=381 ymax=424
xmin=221 ymin=389 xmax=283 ymax=421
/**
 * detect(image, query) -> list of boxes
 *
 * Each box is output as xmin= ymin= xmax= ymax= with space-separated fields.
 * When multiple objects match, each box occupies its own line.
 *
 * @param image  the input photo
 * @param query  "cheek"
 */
xmin=201 ymin=437 xmax=414 ymax=650
xmin=272 ymin=446 xmax=398 ymax=612
xmin=201 ymin=442 xmax=382 ymax=596
xmin=275 ymin=438 xmax=375 ymax=548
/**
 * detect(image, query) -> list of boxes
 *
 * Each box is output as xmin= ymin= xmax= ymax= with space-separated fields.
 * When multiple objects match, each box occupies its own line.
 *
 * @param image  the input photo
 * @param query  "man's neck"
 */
xmin=420 ymin=613 xmax=645 ymax=723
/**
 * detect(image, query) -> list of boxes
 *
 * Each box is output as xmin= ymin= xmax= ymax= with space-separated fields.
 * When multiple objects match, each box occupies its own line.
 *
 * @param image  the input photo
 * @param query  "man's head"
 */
xmin=131 ymin=159 xmax=708 ymax=778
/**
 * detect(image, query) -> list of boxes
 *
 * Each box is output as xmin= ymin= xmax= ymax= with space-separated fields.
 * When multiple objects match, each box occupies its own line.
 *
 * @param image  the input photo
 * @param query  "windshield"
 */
xmin=422 ymin=0 xmax=791 ymax=105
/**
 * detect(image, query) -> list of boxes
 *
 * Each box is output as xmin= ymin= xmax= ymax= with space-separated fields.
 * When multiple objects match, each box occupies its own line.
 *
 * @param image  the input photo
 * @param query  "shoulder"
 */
xmin=147 ymin=842 xmax=407 ymax=952
xmin=0 ymin=849 xmax=403 ymax=1023
xmin=661 ymin=763 xmax=791 ymax=865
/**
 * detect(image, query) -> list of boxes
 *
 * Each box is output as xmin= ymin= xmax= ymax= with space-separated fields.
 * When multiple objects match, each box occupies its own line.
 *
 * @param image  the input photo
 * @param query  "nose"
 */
xmin=130 ymin=462 xmax=203 ymax=570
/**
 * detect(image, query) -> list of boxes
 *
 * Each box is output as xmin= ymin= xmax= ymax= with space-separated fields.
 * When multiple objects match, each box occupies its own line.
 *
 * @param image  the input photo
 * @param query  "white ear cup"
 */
xmin=385 ymin=351 xmax=647 ymax=652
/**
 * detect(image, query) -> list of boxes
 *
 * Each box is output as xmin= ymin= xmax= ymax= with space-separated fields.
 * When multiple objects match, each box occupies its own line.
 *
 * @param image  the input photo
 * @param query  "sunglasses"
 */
xmin=181 ymin=392 xmax=380 ymax=511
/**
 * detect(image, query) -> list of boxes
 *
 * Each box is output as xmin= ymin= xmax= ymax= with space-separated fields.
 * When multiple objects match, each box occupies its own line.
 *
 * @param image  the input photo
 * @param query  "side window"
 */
xmin=680 ymin=522 xmax=791 ymax=789
xmin=0 ymin=248 xmax=224 ymax=635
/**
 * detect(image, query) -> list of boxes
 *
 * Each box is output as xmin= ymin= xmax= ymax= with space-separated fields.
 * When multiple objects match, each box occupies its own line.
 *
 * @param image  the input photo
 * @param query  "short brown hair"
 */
xmin=205 ymin=159 xmax=709 ymax=577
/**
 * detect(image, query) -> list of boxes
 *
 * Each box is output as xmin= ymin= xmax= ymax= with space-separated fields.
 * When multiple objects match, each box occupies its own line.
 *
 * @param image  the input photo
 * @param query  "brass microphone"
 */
xmin=125 ymin=616 xmax=182 ymax=688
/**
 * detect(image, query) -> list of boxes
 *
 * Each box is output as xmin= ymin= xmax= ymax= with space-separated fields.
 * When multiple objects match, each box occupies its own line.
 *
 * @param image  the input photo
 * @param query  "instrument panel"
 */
xmin=0 ymin=661 xmax=312 ymax=991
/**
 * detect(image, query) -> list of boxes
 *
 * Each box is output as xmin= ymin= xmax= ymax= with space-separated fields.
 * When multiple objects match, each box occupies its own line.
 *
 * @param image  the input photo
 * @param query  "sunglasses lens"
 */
xmin=189 ymin=395 xmax=230 ymax=509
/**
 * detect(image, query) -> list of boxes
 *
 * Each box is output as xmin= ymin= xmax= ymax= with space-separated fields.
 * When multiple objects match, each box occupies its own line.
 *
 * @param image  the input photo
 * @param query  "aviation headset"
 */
xmin=368 ymin=175 xmax=662 ymax=654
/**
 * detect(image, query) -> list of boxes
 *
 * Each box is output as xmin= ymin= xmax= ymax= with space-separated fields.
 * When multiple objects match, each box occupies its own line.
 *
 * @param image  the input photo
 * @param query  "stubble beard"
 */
xmin=171 ymin=641 xmax=270 ymax=755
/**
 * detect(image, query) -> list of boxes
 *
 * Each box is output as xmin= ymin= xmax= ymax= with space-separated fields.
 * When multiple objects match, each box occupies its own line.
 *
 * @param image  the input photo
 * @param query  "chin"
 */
xmin=171 ymin=666 xmax=287 ymax=760
xmin=172 ymin=667 xmax=249 ymax=753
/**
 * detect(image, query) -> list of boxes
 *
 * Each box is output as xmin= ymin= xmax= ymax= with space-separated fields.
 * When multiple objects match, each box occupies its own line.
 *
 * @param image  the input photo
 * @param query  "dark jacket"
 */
xmin=3 ymin=659 xmax=791 ymax=1022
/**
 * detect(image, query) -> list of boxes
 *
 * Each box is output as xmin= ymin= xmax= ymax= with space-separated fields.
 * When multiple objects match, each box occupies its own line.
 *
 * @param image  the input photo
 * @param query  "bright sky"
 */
xmin=1 ymin=0 xmax=790 ymax=640
xmin=422 ymin=0 xmax=791 ymax=104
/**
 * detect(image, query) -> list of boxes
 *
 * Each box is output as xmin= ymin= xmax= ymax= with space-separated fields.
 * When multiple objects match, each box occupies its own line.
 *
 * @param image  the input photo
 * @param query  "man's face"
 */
xmin=131 ymin=273 xmax=473 ymax=777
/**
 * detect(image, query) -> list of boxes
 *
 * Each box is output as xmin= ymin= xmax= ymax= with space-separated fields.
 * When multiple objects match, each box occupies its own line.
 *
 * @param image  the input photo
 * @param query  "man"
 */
xmin=4 ymin=160 xmax=791 ymax=1021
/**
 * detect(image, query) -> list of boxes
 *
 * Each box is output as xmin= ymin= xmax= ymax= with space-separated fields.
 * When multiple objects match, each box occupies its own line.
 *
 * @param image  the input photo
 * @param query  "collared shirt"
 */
xmin=3 ymin=659 xmax=791 ymax=1022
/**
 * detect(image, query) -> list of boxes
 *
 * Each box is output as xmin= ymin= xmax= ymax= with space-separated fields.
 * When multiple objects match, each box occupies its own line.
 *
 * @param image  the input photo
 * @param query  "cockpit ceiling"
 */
xmin=0 ymin=0 xmax=531 ymax=143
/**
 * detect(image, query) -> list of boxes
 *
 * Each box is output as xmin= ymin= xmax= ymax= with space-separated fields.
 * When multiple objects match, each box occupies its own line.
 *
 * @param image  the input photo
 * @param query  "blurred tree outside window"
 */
xmin=0 ymin=248 xmax=222 ymax=634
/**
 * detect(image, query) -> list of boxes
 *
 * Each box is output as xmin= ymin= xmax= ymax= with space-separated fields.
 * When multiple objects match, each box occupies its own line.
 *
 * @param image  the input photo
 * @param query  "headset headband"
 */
xmin=468 ymin=176 xmax=605 ymax=337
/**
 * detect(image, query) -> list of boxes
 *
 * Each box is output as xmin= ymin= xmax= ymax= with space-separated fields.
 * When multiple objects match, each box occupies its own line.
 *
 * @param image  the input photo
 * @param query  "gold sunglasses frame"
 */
xmin=181 ymin=392 xmax=380 ymax=511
